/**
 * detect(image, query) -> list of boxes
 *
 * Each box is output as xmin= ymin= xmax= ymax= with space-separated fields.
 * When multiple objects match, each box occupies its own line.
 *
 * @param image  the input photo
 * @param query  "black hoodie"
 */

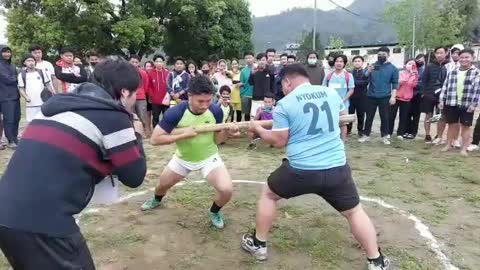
xmin=0 ymin=83 xmax=147 ymax=237
xmin=0 ymin=45 xmax=19 ymax=101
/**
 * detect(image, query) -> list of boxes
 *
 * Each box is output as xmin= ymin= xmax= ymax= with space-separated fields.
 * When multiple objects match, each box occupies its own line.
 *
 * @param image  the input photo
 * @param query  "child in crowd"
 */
xmin=218 ymin=85 xmax=234 ymax=123
xmin=18 ymin=54 xmax=55 ymax=122
xmin=247 ymin=94 xmax=274 ymax=149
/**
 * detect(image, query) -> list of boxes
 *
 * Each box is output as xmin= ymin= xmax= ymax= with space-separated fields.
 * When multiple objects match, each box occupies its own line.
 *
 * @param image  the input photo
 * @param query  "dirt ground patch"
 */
xmin=1 ymin=131 xmax=479 ymax=270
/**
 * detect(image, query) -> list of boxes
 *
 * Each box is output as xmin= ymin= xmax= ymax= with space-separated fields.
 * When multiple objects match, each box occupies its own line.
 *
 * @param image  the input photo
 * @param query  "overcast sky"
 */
xmin=0 ymin=0 xmax=354 ymax=44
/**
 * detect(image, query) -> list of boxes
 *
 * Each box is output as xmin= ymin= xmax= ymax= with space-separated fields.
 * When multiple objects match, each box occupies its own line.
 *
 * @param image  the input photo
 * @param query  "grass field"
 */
xmin=1 ymin=128 xmax=479 ymax=269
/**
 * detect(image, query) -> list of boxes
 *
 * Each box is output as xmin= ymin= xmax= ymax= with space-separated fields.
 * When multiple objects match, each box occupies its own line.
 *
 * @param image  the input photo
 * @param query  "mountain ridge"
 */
xmin=252 ymin=0 xmax=398 ymax=52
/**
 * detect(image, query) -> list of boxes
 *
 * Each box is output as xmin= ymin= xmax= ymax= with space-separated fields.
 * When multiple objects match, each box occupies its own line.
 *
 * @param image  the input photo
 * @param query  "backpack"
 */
xmin=21 ymin=68 xmax=52 ymax=102
xmin=326 ymin=71 xmax=351 ymax=88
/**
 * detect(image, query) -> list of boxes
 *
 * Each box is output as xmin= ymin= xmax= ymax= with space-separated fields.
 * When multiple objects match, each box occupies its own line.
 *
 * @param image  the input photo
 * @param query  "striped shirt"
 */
xmin=0 ymin=85 xmax=147 ymax=236
xmin=440 ymin=66 xmax=480 ymax=108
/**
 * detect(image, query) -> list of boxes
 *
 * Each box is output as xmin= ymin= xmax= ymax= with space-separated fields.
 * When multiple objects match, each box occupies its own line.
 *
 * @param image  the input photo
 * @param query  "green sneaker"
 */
xmin=141 ymin=197 xmax=162 ymax=211
xmin=209 ymin=212 xmax=225 ymax=229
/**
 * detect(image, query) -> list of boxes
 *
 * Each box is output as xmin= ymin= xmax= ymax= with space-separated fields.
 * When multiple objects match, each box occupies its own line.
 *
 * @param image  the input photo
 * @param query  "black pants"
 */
xmin=231 ymin=110 xmax=242 ymax=122
xmin=0 ymin=226 xmax=95 ymax=270
xmin=406 ymin=93 xmax=422 ymax=136
xmin=471 ymin=117 xmax=480 ymax=145
xmin=151 ymin=104 xmax=169 ymax=128
xmin=0 ymin=100 xmax=21 ymax=144
xmin=388 ymin=100 xmax=411 ymax=136
xmin=347 ymin=96 xmax=367 ymax=136
xmin=364 ymin=97 xmax=390 ymax=137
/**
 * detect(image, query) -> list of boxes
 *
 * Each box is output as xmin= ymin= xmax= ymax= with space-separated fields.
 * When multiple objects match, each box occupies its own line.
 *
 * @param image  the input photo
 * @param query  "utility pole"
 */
xmin=313 ymin=0 xmax=317 ymax=51
xmin=411 ymin=1 xmax=416 ymax=57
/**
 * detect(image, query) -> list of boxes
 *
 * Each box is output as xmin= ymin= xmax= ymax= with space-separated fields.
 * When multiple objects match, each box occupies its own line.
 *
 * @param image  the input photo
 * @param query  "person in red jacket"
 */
xmin=129 ymin=55 xmax=150 ymax=135
xmin=148 ymin=54 xmax=170 ymax=128
xmin=388 ymin=59 xmax=419 ymax=139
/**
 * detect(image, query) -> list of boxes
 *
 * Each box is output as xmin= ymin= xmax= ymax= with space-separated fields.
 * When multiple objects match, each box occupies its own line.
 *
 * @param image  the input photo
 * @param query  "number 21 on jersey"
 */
xmin=303 ymin=102 xmax=334 ymax=135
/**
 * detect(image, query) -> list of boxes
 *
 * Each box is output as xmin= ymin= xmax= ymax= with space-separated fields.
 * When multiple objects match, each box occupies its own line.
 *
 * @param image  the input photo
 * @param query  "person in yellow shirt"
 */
xmin=230 ymin=59 xmax=243 ymax=122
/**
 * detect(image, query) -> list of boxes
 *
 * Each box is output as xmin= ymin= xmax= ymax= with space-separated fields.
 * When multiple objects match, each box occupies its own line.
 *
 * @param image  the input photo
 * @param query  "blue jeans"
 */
xmin=0 ymin=100 xmax=21 ymax=144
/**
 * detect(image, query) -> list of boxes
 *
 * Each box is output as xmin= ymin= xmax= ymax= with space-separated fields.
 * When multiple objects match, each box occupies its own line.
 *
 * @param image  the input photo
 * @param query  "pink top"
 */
xmin=396 ymin=71 xmax=419 ymax=102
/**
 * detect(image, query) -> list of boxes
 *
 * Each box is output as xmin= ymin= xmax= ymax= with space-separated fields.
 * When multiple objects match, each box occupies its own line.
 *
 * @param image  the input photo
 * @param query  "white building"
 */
xmin=325 ymin=43 xmax=405 ymax=68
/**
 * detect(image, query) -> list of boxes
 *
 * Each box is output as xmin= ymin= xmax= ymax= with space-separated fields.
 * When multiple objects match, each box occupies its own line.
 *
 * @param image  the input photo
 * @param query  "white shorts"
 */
xmin=167 ymin=153 xmax=224 ymax=178
xmin=26 ymin=107 xmax=42 ymax=123
xmin=250 ymin=100 xmax=263 ymax=117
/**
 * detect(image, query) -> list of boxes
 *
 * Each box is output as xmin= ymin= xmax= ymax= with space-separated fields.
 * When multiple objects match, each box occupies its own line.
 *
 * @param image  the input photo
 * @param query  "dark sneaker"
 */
xmin=247 ymin=143 xmax=257 ymax=150
xmin=425 ymin=135 xmax=432 ymax=144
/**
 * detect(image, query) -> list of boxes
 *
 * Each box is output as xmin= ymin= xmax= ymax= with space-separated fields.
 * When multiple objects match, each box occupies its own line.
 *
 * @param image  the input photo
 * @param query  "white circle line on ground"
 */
xmin=79 ymin=179 xmax=458 ymax=270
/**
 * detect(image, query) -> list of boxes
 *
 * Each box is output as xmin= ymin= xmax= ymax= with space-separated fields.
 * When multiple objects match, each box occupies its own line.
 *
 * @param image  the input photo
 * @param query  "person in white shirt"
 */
xmin=18 ymin=54 xmax=55 ymax=122
xmin=446 ymin=44 xmax=464 ymax=75
xmin=29 ymin=45 xmax=56 ymax=91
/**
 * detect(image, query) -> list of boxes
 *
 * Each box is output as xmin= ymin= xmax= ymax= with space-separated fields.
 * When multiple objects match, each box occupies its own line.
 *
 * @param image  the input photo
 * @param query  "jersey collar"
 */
xmin=293 ymin=82 xmax=311 ymax=92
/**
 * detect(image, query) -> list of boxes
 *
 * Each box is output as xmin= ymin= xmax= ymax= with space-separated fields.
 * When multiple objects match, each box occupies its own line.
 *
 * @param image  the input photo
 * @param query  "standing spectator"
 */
xmin=348 ymin=56 xmax=369 ymax=137
xmin=143 ymin=60 xmax=154 ymax=136
xmin=446 ymin=44 xmax=464 ymax=75
xmin=129 ymin=55 xmax=150 ymax=134
xmin=29 ymin=45 xmax=56 ymax=90
xmin=201 ymin=62 xmax=210 ymax=75
xmin=439 ymin=49 xmax=480 ymax=156
xmin=188 ymin=61 xmax=200 ymax=78
xmin=388 ymin=59 xmax=419 ymax=139
xmin=54 ymin=47 xmax=87 ymax=93
xmin=230 ymin=59 xmax=243 ymax=122
xmin=18 ymin=54 xmax=55 ymax=122
xmin=85 ymin=51 xmax=100 ymax=79
xmin=287 ymin=55 xmax=296 ymax=65
xmin=323 ymin=54 xmax=355 ymax=139
xmin=275 ymin=53 xmax=289 ymax=101
xmin=214 ymin=59 xmax=233 ymax=90
xmin=0 ymin=45 xmax=20 ymax=149
xmin=167 ymin=57 xmax=190 ymax=104
xmin=405 ymin=54 xmax=426 ymax=139
xmin=0 ymin=57 xmax=146 ymax=270
xmin=305 ymin=51 xmax=325 ymax=85
xmin=218 ymin=85 xmax=234 ymax=123
xmin=73 ymin=57 xmax=83 ymax=66
xmin=360 ymin=47 xmax=399 ymax=145
xmin=421 ymin=47 xmax=448 ymax=144
xmin=249 ymin=53 xmax=274 ymax=119
xmin=266 ymin=48 xmax=278 ymax=75
xmin=324 ymin=52 xmax=337 ymax=75
xmin=147 ymin=54 xmax=170 ymax=128
xmin=467 ymin=117 xmax=480 ymax=152
xmin=144 ymin=61 xmax=154 ymax=73
xmin=247 ymin=94 xmax=275 ymax=150
xmin=240 ymin=52 xmax=255 ymax=121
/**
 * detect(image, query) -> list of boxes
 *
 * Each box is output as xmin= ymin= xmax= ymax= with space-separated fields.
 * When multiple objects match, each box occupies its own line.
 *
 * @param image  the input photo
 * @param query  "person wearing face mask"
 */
xmin=360 ymin=47 xmax=399 ymax=145
xmin=324 ymin=52 xmax=337 ymax=75
xmin=405 ymin=54 xmax=426 ymax=139
xmin=0 ymin=57 xmax=147 ymax=270
xmin=304 ymin=51 xmax=325 ymax=85
xmin=388 ymin=59 xmax=419 ymax=139
xmin=85 ymin=51 xmax=100 ymax=79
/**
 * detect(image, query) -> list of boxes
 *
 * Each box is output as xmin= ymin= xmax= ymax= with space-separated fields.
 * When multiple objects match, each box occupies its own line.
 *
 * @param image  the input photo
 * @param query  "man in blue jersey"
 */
xmin=241 ymin=64 xmax=390 ymax=270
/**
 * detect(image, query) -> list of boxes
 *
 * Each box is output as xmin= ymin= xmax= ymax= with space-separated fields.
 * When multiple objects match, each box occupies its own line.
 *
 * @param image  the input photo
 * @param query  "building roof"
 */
xmin=325 ymin=42 xmax=399 ymax=50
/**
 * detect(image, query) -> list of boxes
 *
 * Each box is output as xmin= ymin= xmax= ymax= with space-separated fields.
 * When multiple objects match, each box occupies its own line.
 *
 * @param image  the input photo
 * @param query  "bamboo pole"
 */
xmin=171 ymin=114 xmax=356 ymax=135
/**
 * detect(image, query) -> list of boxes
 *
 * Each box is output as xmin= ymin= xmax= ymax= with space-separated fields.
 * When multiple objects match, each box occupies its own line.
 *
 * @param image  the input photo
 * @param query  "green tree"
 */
xmin=161 ymin=0 xmax=253 ymax=63
xmin=385 ymin=0 xmax=466 ymax=51
xmin=447 ymin=0 xmax=480 ymax=42
xmin=2 ymin=0 xmax=253 ymax=62
xmin=296 ymin=30 xmax=324 ymax=63
xmin=328 ymin=36 xmax=345 ymax=53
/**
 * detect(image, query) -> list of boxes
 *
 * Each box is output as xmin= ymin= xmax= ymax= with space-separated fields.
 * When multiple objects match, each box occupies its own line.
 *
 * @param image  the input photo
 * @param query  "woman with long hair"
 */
xmin=230 ymin=59 xmax=243 ymax=122
xmin=388 ymin=59 xmax=419 ymax=139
